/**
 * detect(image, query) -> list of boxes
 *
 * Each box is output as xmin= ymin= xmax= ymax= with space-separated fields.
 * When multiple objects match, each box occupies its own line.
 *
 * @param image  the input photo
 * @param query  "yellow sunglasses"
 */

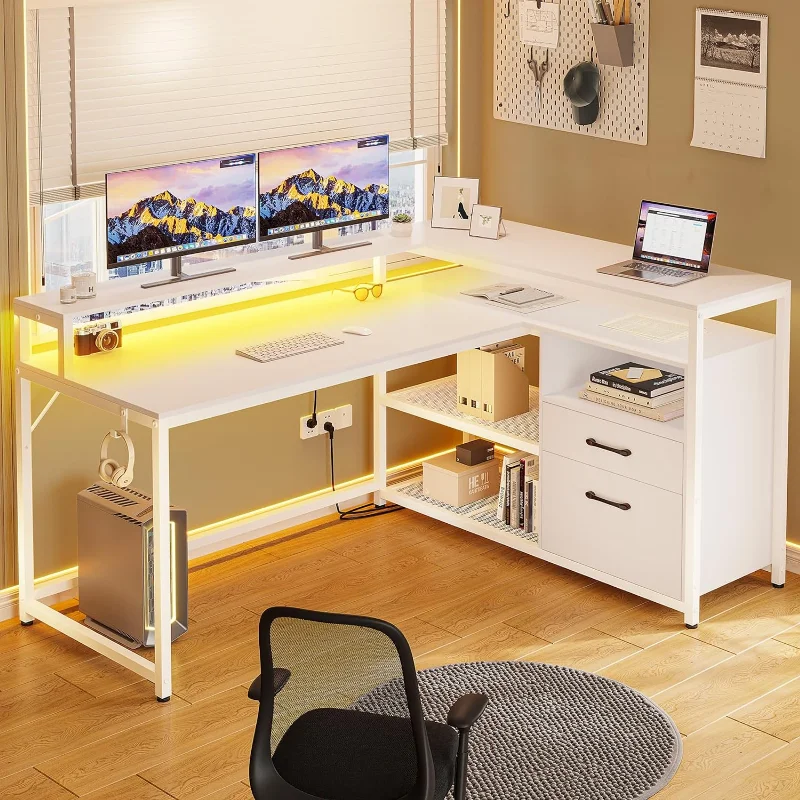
xmin=337 ymin=283 xmax=384 ymax=302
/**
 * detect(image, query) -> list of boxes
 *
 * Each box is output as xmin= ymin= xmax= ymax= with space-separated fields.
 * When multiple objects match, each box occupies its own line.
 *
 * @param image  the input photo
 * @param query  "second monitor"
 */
xmin=258 ymin=134 xmax=390 ymax=259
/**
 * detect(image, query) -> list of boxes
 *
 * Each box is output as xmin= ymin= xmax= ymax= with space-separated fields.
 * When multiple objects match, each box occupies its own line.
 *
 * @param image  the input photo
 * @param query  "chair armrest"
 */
xmin=248 ymin=668 xmax=291 ymax=701
xmin=447 ymin=693 xmax=489 ymax=730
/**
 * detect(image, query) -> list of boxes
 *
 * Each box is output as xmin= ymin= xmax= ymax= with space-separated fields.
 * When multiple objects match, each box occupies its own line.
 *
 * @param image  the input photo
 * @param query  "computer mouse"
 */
xmin=342 ymin=326 xmax=373 ymax=336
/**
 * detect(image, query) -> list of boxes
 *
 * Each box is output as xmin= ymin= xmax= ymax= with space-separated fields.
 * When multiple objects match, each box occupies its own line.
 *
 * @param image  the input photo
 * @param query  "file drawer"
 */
xmin=541 ymin=401 xmax=684 ymax=494
xmin=540 ymin=451 xmax=683 ymax=600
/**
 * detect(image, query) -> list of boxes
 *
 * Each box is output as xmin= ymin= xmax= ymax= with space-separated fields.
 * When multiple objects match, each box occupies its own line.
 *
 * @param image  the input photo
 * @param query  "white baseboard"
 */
xmin=0 ymin=490 xmax=375 ymax=624
xmin=787 ymin=544 xmax=800 ymax=576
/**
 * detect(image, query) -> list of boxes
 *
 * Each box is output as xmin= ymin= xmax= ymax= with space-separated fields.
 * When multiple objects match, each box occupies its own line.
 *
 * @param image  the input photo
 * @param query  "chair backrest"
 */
xmin=250 ymin=607 xmax=435 ymax=800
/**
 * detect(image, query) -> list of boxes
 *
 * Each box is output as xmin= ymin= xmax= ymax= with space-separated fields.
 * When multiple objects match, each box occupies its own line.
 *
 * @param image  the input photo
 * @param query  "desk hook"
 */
xmin=118 ymin=407 xmax=129 ymax=437
xmin=504 ymin=0 xmax=511 ymax=18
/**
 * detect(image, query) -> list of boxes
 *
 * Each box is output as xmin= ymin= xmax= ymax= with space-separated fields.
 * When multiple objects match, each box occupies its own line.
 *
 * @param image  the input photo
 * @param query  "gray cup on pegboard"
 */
xmin=591 ymin=23 xmax=634 ymax=67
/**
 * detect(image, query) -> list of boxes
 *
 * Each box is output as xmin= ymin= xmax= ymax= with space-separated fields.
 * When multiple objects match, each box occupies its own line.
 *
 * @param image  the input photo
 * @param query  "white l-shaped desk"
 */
xmin=14 ymin=221 xmax=791 ymax=700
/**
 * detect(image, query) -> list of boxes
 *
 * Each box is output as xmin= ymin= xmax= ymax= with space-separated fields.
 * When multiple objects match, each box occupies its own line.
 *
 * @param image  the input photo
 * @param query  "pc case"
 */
xmin=77 ymin=483 xmax=188 ymax=649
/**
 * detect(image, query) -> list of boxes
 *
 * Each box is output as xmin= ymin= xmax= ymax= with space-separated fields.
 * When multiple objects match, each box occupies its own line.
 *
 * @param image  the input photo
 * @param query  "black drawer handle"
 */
xmin=585 ymin=491 xmax=631 ymax=511
xmin=586 ymin=438 xmax=632 ymax=458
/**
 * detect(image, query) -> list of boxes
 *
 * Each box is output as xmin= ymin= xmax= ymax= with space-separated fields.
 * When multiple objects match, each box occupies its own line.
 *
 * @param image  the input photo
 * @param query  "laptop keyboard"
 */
xmin=623 ymin=261 xmax=696 ymax=279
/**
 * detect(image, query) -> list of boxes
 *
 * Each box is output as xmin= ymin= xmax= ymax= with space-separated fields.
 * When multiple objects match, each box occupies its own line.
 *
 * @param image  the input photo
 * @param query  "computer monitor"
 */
xmin=258 ymin=135 xmax=390 ymax=259
xmin=106 ymin=154 xmax=257 ymax=285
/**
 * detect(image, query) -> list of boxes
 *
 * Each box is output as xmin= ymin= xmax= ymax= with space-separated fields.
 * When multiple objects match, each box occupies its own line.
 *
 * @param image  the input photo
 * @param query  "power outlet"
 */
xmin=300 ymin=404 xmax=353 ymax=439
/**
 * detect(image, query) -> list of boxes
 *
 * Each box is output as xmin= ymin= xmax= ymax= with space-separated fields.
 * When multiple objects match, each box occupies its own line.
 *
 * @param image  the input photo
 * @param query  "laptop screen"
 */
xmin=634 ymin=201 xmax=717 ymax=272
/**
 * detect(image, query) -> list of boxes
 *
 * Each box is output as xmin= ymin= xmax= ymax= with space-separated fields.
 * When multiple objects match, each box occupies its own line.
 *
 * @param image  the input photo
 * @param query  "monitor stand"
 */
xmin=141 ymin=256 xmax=235 ymax=289
xmin=288 ymin=230 xmax=372 ymax=261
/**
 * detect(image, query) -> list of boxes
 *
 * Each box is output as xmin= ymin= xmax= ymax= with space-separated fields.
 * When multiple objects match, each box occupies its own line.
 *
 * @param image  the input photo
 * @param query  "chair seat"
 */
xmin=273 ymin=707 xmax=459 ymax=800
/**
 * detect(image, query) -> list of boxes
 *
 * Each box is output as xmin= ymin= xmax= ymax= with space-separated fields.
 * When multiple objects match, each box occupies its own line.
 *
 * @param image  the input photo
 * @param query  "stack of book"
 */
xmin=496 ymin=451 xmax=539 ymax=534
xmin=580 ymin=362 xmax=684 ymax=422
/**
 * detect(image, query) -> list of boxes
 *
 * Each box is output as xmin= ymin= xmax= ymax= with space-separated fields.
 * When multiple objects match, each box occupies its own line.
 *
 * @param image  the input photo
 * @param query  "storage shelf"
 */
xmin=384 ymin=474 xmax=539 ymax=555
xmin=383 ymin=376 xmax=540 ymax=453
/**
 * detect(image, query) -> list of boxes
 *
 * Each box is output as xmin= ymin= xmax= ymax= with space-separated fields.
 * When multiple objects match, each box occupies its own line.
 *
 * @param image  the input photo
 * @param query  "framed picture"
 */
xmin=469 ymin=204 xmax=503 ymax=240
xmin=431 ymin=176 xmax=480 ymax=230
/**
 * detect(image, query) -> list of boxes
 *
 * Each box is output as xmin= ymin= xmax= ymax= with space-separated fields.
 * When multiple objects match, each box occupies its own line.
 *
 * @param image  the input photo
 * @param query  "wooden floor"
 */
xmin=2 ymin=510 xmax=800 ymax=799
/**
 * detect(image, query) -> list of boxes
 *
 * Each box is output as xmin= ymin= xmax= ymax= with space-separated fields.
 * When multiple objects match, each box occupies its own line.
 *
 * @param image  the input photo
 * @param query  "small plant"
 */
xmin=392 ymin=212 xmax=412 ymax=223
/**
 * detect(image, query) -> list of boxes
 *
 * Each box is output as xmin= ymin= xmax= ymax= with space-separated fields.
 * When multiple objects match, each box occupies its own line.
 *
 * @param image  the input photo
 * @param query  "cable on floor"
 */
xmin=325 ymin=421 xmax=403 ymax=520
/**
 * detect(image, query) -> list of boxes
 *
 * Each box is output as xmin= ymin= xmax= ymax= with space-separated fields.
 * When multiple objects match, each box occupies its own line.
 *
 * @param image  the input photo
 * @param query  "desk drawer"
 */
xmin=541 ymin=401 xmax=683 ymax=494
xmin=540 ymin=452 xmax=683 ymax=600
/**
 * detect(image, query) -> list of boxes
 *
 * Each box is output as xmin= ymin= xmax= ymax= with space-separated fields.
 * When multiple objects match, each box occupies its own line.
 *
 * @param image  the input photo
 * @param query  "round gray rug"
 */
xmin=353 ymin=660 xmax=682 ymax=800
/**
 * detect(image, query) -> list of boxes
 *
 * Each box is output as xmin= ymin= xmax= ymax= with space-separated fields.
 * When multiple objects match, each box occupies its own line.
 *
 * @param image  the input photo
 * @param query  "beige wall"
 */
xmin=0 ymin=0 xmax=29 ymax=588
xmin=23 ymin=343 xmax=462 ymax=584
xmin=456 ymin=0 xmax=799 ymax=544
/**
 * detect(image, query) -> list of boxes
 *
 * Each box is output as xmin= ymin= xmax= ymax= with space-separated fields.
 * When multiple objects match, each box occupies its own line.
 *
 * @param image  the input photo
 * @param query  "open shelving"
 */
xmin=382 ymin=376 xmax=540 ymax=454
xmin=384 ymin=471 xmax=540 ymax=557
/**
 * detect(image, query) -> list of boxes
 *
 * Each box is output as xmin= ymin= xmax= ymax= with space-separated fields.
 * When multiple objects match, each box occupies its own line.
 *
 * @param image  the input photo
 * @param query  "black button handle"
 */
xmin=585 ymin=491 xmax=631 ymax=511
xmin=586 ymin=438 xmax=632 ymax=458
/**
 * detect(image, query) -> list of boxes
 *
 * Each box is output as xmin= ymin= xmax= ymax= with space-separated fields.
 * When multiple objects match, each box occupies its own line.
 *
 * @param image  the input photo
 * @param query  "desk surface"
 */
xmin=15 ymin=220 xmax=790 ymax=324
xmin=22 ymin=267 xmax=775 ymax=427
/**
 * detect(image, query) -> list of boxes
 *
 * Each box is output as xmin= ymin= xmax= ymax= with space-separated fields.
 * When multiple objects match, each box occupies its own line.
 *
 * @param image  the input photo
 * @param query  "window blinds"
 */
xmin=27 ymin=7 xmax=73 ymax=203
xmin=28 ymin=0 xmax=447 ymax=203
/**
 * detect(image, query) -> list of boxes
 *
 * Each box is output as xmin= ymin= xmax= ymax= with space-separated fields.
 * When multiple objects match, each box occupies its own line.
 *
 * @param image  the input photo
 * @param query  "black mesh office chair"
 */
xmin=248 ymin=607 xmax=488 ymax=800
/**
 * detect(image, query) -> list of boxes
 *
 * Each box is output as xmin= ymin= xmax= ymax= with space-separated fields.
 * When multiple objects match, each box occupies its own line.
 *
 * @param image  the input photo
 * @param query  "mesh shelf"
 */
xmin=385 ymin=376 xmax=540 ymax=451
xmin=388 ymin=475 xmax=539 ymax=546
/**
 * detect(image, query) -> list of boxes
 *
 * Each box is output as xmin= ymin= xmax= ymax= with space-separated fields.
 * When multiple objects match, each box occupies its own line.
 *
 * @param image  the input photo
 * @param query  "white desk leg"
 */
xmin=771 ymin=289 xmax=791 ymax=589
xmin=374 ymin=372 xmax=388 ymax=506
xmin=15 ymin=374 xmax=34 ymax=625
xmin=372 ymin=256 xmax=388 ymax=507
xmin=683 ymin=313 xmax=705 ymax=629
xmin=152 ymin=422 xmax=172 ymax=701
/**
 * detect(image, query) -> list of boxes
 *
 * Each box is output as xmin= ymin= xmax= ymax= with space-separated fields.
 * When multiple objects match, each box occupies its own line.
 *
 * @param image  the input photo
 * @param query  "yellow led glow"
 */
xmin=387 ymin=263 xmax=461 ymax=283
xmin=2 ymin=446 xmax=489 ymax=595
xmin=188 ymin=473 xmax=376 ymax=537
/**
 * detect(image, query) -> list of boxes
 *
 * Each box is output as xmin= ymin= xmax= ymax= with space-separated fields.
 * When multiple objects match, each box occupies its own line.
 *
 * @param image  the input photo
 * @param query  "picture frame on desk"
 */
xmin=431 ymin=176 xmax=480 ymax=230
xmin=469 ymin=204 xmax=505 ymax=240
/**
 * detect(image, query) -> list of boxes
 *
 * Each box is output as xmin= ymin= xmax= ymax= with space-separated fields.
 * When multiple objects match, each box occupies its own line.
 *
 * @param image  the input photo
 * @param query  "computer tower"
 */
xmin=77 ymin=483 xmax=188 ymax=649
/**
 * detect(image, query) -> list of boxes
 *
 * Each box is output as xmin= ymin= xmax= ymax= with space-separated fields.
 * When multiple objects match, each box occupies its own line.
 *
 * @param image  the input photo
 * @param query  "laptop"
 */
xmin=598 ymin=201 xmax=718 ymax=286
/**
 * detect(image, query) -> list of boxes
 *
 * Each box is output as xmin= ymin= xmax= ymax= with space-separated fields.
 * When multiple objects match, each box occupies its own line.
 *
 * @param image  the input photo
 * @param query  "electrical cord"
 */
xmin=325 ymin=421 xmax=403 ymax=520
xmin=307 ymin=390 xmax=318 ymax=430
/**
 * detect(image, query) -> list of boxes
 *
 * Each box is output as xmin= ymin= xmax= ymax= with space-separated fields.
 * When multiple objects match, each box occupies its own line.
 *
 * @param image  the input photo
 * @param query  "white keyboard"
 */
xmin=236 ymin=332 xmax=345 ymax=363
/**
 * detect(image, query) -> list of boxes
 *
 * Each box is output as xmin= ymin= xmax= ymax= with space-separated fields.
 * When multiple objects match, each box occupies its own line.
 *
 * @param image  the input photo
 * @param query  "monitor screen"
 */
xmin=106 ymin=154 xmax=257 ymax=268
xmin=258 ymin=135 xmax=390 ymax=240
xmin=634 ymin=201 xmax=717 ymax=271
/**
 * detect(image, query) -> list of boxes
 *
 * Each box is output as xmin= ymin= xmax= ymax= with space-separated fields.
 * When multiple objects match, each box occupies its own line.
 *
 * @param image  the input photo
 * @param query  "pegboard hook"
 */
xmin=504 ymin=0 xmax=511 ymax=18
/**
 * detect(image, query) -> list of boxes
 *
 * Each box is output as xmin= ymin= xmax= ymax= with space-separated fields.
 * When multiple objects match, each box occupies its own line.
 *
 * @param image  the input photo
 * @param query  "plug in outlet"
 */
xmin=300 ymin=404 xmax=353 ymax=439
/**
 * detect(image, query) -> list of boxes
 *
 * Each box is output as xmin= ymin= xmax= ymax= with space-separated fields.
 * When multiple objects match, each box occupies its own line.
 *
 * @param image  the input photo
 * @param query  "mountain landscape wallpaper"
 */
xmin=106 ymin=156 xmax=257 ymax=265
xmin=258 ymin=137 xmax=390 ymax=238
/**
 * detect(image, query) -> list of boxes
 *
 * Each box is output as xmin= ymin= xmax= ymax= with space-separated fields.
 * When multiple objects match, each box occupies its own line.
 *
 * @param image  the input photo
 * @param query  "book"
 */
xmin=496 ymin=451 xmax=529 ymax=521
xmin=586 ymin=382 xmax=684 ymax=409
xmin=524 ymin=478 xmax=539 ymax=535
xmin=509 ymin=465 xmax=521 ymax=529
xmin=590 ymin=362 xmax=684 ymax=398
xmin=579 ymin=388 xmax=684 ymax=422
xmin=518 ymin=453 xmax=537 ymax=528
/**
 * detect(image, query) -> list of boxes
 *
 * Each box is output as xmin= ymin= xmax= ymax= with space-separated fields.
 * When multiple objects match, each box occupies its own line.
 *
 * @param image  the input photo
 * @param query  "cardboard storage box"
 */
xmin=423 ymin=453 xmax=500 ymax=507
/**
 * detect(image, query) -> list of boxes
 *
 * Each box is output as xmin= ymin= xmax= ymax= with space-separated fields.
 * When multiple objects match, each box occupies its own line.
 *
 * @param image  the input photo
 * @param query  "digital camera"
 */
xmin=74 ymin=320 xmax=123 ymax=356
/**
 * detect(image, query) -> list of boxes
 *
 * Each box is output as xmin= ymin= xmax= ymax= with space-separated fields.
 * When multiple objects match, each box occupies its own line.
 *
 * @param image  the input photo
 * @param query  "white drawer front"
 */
xmin=541 ymin=452 xmax=683 ymax=600
xmin=542 ymin=401 xmax=684 ymax=494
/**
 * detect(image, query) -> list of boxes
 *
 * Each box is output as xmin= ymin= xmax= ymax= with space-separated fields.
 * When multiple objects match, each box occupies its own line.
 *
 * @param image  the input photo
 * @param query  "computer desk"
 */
xmin=14 ymin=221 xmax=791 ymax=700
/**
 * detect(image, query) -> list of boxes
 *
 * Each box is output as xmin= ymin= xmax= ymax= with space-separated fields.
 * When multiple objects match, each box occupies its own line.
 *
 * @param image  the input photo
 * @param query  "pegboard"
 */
xmin=494 ymin=0 xmax=649 ymax=144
